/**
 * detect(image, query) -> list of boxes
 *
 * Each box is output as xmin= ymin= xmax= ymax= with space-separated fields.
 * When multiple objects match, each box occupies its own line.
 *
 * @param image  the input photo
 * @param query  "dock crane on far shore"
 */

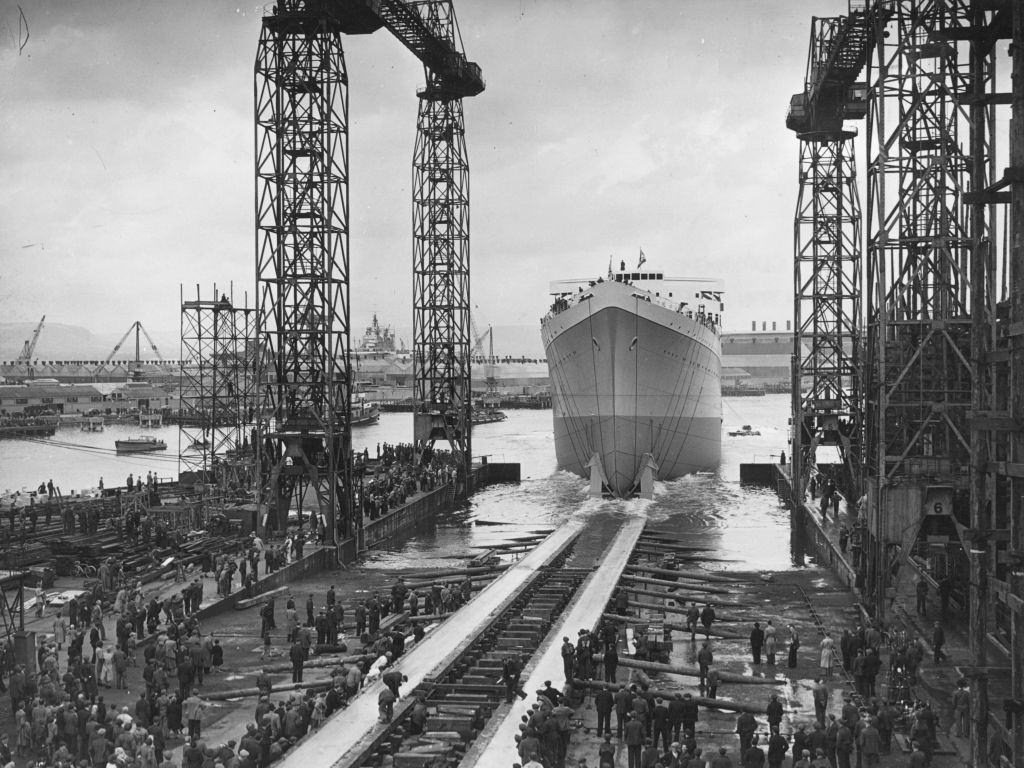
xmin=17 ymin=315 xmax=45 ymax=380
xmin=17 ymin=315 xmax=45 ymax=361
xmin=102 ymin=320 xmax=165 ymax=380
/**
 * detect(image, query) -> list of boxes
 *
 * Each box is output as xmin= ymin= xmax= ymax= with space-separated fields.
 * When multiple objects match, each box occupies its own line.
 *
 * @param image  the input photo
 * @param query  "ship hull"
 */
xmin=541 ymin=282 xmax=721 ymax=497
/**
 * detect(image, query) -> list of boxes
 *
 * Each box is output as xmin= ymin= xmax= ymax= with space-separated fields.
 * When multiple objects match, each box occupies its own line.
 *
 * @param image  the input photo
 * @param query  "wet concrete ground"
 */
xmin=565 ymin=564 xmax=968 ymax=768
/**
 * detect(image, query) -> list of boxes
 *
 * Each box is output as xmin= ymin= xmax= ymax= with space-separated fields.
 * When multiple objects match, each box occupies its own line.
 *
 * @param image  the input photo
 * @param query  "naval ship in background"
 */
xmin=540 ymin=260 xmax=724 ymax=498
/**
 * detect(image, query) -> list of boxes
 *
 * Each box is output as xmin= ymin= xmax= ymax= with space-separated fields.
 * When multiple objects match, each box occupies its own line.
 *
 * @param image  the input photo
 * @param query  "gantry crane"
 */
xmin=786 ymin=5 xmax=870 ymax=509
xmin=16 ymin=315 xmax=45 ymax=363
xmin=102 ymin=320 xmax=165 ymax=381
xmin=254 ymin=0 xmax=483 ymax=543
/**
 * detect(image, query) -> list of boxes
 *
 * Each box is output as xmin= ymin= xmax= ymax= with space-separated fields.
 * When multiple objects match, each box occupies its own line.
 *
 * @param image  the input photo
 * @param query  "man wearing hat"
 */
xmin=218 ymin=740 xmax=236 ymax=765
xmin=623 ymin=713 xmax=645 ymax=768
xmin=595 ymin=684 xmax=614 ymax=737
xmin=560 ymin=637 xmax=575 ymax=681
xmin=614 ymin=684 xmax=633 ymax=738
xmin=711 ymin=746 xmax=733 ymax=768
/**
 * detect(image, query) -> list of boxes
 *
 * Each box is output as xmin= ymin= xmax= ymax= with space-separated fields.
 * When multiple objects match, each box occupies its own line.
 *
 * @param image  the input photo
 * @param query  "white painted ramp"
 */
xmin=279 ymin=518 xmax=585 ymax=768
xmin=466 ymin=516 xmax=646 ymax=767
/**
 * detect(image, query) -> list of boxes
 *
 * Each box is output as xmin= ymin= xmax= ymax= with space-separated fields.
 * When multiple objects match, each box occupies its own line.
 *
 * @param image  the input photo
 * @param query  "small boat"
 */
xmin=728 ymin=424 xmax=761 ymax=437
xmin=115 ymin=436 xmax=167 ymax=453
xmin=351 ymin=401 xmax=381 ymax=427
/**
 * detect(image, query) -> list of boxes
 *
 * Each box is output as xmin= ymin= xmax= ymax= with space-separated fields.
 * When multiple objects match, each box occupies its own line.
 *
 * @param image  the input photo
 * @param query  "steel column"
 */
xmin=254 ymin=2 xmax=353 ymax=543
xmin=792 ymin=135 xmax=864 ymax=505
xmin=411 ymin=1 xmax=472 ymax=480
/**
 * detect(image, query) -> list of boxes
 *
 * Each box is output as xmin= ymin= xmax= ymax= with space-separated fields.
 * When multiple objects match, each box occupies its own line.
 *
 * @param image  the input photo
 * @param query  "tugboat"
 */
xmin=727 ymin=424 xmax=761 ymax=437
xmin=351 ymin=400 xmax=381 ymax=427
xmin=114 ymin=436 xmax=167 ymax=453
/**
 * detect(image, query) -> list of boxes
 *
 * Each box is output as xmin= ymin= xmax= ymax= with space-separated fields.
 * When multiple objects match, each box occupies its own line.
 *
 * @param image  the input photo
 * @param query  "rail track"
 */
xmin=339 ymin=538 xmax=590 ymax=767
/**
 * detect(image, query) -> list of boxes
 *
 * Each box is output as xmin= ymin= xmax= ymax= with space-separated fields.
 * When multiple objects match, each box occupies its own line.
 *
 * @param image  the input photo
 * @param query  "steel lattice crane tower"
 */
xmin=786 ymin=6 xmax=870 ymax=506
xmin=255 ymin=2 xmax=352 ymax=541
xmin=253 ymin=0 xmax=483 ymax=544
xmin=411 ymin=1 xmax=474 ymax=480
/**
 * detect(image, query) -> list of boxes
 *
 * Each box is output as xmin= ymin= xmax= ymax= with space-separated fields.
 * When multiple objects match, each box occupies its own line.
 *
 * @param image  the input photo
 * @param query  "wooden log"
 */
xmin=572 ymin=679 xmax=766 ymax=715
xmin=599 ymin=614 xmax=745 ymax=640
xmin=620 ymin=585 xmax=743 ymax=607
xmin=378 ymin=610 xmax=409 ymax=633
xmin=202 ymin=680 xmax=334 ymax=701
xmin=234 ymin=585 xmax=288 ymax=610
xmin=635 ymin=543 xmax=714 ymax=554
xmin=403 ymin=564 xmax=511 ymax=580
xmin=624 ymin=565 xmax=743 ymax=584
xmin=254 ymin=653 xmax=372 ymax=674
xmin=404 ymin=573 xmax=502 ymax=590
xmin=621 ymin=574 xmax=736 ymax=596
xmin=624 ymin=597 xmax=744 ymax=622
xmin=406 ymin=611 xmax=455 ymax=624
xmin=590 ymin=655 xmax=781 ymax=685
xmin=640 ymin=532 xmax=717 ymax=541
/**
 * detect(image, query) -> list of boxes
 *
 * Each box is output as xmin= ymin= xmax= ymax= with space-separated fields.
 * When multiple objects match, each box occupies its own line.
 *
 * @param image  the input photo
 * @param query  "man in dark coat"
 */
xmin=766 ymin=694 xmax=784 ymax=734
xmin=501 ymin=654 xmax=525 ymax=703
xmin=750 ymin=622 xmax=765 ymax=664
xmin=736 ymin=711 xmax=757 ymax=756
xmin=768 ymin=731 xmax=790 ymax=768
xmin=289 ymin=641 xmax=305 ymax=683
xmin=614 ymin=684 xmax=634 ymax=738
xmin=623 ymin=713 xmax=645 ymax=768
xmin=595 ymin=684 xmax=614 ymax=738
xmin=652 ymin=697 xmax=670 ymax=753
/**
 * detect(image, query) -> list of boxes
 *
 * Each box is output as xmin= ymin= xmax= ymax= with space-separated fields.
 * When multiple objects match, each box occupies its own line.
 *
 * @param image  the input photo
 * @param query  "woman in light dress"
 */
xmin=764 ymin=620 xmax=778 ymax=665
xmin=819 ymin=633 xmax=835 ymax=676
xmin=100 ymin=645 xmax=115 ymax=687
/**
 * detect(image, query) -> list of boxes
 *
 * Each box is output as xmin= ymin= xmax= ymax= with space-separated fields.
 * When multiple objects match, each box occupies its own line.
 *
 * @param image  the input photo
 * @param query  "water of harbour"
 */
xmin=0 ymin=395 xmax=796 ymax=572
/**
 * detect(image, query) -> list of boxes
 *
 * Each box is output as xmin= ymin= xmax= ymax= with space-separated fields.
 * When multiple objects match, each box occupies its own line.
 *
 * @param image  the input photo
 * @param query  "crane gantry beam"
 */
xmin=254 ymin=0 xmax=483 ymax=546
xmin=342 ymin=0 xmax=482 ymax=482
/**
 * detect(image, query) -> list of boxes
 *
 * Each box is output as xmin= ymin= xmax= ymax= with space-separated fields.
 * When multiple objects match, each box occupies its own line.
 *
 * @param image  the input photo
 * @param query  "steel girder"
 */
xmin=865 ymin=0 xmax=977 ymax=488
xmin=792 ymin=135 xmax=864 ymax=503
xmin=254 ymin=3 xmax=353 ymax=542
xmin=411 ymin=1 xmax=472 ymax=477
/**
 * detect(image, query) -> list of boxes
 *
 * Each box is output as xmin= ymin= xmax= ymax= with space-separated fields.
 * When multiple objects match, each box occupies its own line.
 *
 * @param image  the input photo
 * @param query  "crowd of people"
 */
xmin=504 ymin=577 xmax=966 ymax=768
xmin=358 ymin=443 xmax=463 ymax=520
xmin=510 ymin=620 xmax=951 ymax=768
xmin=2 ymin=562 xmax=447 ymax=768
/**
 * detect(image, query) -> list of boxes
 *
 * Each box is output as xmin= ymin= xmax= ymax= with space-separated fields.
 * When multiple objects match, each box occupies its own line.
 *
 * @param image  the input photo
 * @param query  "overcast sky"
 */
xmin=0 ymin=0 xmax=845 ymax=349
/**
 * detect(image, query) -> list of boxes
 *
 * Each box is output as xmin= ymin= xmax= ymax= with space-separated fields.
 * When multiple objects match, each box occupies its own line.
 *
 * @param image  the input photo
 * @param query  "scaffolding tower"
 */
xmin=412 ymin=0 xmax=473 ymax=480
xmin=863 ymin=1 xmax=1016 ymax=763
xmin=788 ymin=9 xmax=870 ymax=506
xmin=864 ymin=0 xmax=976 ymax=614
xmin=178 ymin=285 xmax=258 ymax=490
xmin=254 ymin=1 xmax=353 ymax=542
xmin=958 ymin=3 xmax=1021 ymax=765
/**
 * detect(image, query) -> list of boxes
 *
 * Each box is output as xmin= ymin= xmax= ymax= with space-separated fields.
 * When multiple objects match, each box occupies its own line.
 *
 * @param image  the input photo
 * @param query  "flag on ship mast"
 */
xmin=638 ymin=247 xmax=647 ymax=268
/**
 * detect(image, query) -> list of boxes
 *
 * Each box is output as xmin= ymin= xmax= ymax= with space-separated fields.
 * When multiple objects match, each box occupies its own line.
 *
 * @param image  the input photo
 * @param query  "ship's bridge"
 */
xmin=548 ymin=273 xmax=725 ymax=317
